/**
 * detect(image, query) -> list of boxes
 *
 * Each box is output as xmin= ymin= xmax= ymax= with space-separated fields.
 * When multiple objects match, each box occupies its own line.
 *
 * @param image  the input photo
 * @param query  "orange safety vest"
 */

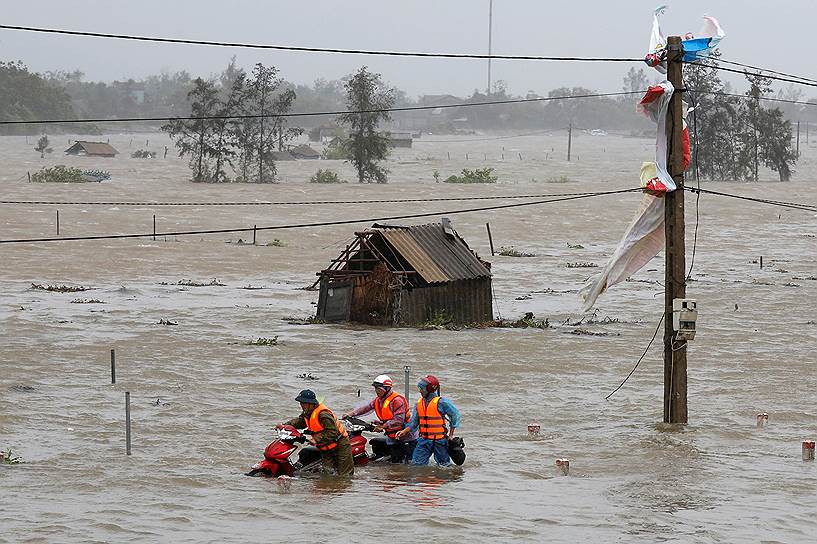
xmin=305 ymin=404 xmax=349 ymax=451
xmin=374 ymin=391 xmax=410 ymax=439
xmin=417 ymin=397 xmax=447 ymax=440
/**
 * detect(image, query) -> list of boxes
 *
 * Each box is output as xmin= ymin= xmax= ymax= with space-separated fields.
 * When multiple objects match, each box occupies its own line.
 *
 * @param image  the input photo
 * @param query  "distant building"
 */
xmin=290 ymin=144 xmax=321 ymax=159
xmin=388 ymin=131 xmax=413 ymax=148
xmin=316 ymin=219 xmax=493 ymax=326
xmin=64 ymin=141 xmax=119 ymax=157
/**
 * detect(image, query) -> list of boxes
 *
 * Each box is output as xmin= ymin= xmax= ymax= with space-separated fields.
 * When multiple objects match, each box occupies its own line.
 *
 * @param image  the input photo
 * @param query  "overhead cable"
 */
xmin=0 ymin=24 xmax=642 ymax=62
xmin=0 ymin=190 xmax=615 ymax=207
xmin=712 ymin=57 xmax=817 ymax=86
xmin=0 ymin=91 xmax=643 ymax=126
xmin=0 ymin=188 xmax=642 ymax=245
xmin=685 ymin=60 xmax=817 ymax=89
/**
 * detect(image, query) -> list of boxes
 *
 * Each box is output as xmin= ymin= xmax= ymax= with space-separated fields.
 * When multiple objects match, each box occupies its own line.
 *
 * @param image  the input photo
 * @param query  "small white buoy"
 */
xmin=803 ymin=441 xmax=815 ymax=461
xmin=528 ymin=423 xmax=540 ymax=437
xmin=756 ymin=413 xmax=769 ymax=427
xmin=555 ymin=458 xmax=570 ymax=476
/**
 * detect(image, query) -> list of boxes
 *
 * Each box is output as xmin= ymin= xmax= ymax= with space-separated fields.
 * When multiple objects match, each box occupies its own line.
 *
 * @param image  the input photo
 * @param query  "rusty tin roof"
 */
xmin=373 ymin=222 xmax=490 ymax=284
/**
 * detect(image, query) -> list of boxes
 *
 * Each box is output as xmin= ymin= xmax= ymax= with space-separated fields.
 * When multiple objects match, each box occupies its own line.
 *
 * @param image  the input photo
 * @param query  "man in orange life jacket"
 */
xmin=281 ymin=389 xmax=354 ymax=476
xmin=395 ymin=375 xmax=461 ymax=466
xmin=342 ymin=374 xmax=418 ymax=463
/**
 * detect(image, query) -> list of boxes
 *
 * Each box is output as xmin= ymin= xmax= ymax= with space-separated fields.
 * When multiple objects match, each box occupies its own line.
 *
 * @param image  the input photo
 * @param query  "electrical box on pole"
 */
xmin=672 ymin=298 xmax=697 ymax=341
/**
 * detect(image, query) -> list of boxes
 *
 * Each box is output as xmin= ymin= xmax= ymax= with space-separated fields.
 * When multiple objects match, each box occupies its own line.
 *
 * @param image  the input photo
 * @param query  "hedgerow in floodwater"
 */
xmin=444 ymin=168 xmax=498 ymax=184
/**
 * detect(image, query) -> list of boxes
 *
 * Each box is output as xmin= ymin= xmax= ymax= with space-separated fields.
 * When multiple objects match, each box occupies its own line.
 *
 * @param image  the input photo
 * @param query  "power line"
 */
xmin=0 ymin=24 xmax=643 ymax=63
xmin=0 ymin=91 xmax=644 ymax=126
xmin=688 ymin=89 xmax=817 ymax=108
xmin=686 ymin=60 xmax=817 ymax=89
xmin=685 ymin=187 xmax=817 ymax=212
xmin=0 ymin=190 xmax=616 ymax=207
xmin=415 ymin=128 xmax=566 ymax=143
xmin=713 ymin=57 xmax=817 ymax=86
xmin=605 ymin=315 xmax=664 ymax=400
xmin=0 ymin=188 xmax=642 ymax=245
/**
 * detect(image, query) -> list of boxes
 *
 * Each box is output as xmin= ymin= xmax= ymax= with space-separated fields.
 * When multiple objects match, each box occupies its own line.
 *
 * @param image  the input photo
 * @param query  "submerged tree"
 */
xmin=338 ymin=66 xmax=395 ymax=183
xmin=231 ymin=63 xmax=301 ymax=183
xmin=161 ymin=78 xmax=219 ymax=182
xmin=34 ymin=135 xmax=50 ymax=158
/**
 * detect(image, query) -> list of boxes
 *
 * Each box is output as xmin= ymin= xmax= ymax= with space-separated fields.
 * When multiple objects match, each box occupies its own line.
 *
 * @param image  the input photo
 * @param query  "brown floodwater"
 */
xmin=1 ymin=131 xmax=815 ymax=543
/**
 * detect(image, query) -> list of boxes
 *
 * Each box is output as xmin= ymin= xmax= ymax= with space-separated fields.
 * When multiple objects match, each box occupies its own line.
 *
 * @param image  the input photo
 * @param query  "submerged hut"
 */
xmin=64 ymin=141 xmax=119 ymax=157
xmin=316 ymin=219 xmax=492 ymax=326
xmin=290 ymin=144 xmax=321 ymax=159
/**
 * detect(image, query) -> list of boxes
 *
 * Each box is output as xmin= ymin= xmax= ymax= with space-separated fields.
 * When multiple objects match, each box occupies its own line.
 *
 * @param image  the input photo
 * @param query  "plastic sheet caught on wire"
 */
xmin=644 ymin=6 xmax=725 ymax=73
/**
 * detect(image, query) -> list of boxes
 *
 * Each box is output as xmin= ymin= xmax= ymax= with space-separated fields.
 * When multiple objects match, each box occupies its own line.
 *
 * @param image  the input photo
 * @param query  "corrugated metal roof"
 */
xmin=67 ymin=141 xmax=119 ymax=156
xmin=374 ymin=222 xmax=491 ymax=284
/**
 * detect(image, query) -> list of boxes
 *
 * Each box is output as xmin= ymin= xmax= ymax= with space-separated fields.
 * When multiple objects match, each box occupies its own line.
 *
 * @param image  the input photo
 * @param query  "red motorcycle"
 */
xmin=245 ymin=418 xmax=371 ymax=477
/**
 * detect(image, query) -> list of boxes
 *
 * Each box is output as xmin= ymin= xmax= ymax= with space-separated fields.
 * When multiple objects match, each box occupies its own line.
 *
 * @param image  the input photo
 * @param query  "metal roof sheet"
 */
xmin=67 ymin=141 xmax=119 ymax=156
xmin=375 ymin=222 xmax=490 ymax=284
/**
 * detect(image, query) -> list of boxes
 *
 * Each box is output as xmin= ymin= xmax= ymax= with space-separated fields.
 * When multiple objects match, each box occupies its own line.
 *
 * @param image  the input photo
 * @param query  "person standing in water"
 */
xmin=396 ymin=375 xmax=460 ymax=466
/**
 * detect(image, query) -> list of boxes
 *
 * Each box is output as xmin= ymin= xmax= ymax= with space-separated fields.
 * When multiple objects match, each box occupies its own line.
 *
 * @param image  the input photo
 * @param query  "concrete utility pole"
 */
xmin=487 ymin=0 xmax=493 ymax=94
xmin=664 ymin=36 xmax=688 ymax=424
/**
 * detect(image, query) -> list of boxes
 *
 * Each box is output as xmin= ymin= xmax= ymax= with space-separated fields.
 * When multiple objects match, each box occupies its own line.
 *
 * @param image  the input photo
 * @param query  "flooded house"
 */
xmin=64 ymin=141 xmax=119 ymax=157
xmin=316 ymin=219 xmax=492 ymax=326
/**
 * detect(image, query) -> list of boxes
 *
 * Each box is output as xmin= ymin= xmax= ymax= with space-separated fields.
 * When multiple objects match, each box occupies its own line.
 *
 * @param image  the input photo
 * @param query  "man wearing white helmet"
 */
xmin=342 ymin=374 xmax=418 ymax=463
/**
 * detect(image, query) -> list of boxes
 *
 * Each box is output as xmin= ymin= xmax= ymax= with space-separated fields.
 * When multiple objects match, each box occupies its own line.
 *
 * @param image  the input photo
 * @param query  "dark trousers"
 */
xmin=389 ymin=439 xmax=417 ymax=464
xmin=321 ymin=437 xmax=354 ymax=476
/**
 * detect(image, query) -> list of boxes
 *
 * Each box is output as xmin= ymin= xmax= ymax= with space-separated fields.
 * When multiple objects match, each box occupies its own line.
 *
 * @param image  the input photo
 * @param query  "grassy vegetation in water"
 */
xmin=310 ymin=169 xmax=346 ymax=184
xmin=443 ymin=167 xmax=498 ymax=184
xmin=31 ymin=283 xmax=92 ymax=292
xmin=499 ymin=246 xmax=536 ymax=257
xmin=0 ymin=449 xmax=23 ymax=464
xmin=247 ymin=336 xmax=279 ymax=346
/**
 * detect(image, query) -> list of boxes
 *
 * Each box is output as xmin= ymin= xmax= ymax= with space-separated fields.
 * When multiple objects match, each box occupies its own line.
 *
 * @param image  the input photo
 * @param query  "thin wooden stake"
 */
xmin=567 ymin=122 xmax=573 ymax=162
xmin=404 ymin=365 xmax=411 ymax=405
xmin=110 ymin=349 xmax=116 ymax=384
xmin=56 ymin=210 xmax=60 ymax=236
xmin=486 ymin=222 xmax=495 ymax=256
xmin=253 ymin=225 xmax=257 ymax=245
xmin=153 ymin=215 xmax=156 ymax=241
xmin=125 ymin=391 xmax=132 ymax=455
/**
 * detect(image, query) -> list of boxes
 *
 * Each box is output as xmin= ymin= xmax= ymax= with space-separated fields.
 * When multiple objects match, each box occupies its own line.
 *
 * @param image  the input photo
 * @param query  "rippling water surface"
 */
xmin=1 ymin=132 xmax=815 ymax=543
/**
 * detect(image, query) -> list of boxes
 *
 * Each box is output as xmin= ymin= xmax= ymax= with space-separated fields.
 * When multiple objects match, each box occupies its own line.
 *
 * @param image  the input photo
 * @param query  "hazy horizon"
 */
xmin=1 ymin=0 xmax=814 ymax=98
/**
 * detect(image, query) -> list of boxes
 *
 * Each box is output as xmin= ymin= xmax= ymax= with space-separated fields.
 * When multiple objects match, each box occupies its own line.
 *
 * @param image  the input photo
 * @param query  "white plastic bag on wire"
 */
xmin=579 ymin=195 xmax=665 ymax=312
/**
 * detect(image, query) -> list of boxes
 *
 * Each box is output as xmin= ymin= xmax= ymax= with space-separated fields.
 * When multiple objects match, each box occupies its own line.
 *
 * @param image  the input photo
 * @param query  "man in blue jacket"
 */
xmin=395 ymin=375 xmax=461 ymax=466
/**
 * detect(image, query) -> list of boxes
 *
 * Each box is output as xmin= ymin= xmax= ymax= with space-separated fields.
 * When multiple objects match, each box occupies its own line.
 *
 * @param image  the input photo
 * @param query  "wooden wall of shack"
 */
xmin=396 ymin=278 xmax=493 ymax=325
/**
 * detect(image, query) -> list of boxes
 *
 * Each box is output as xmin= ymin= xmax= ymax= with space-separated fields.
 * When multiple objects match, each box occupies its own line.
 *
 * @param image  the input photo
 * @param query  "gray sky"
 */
xmin=0 ymin=0 xmax=813 ymax=98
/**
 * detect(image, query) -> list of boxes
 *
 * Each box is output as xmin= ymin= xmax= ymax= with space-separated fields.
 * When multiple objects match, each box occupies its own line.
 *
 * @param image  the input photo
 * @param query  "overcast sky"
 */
xmin=0 ymin=0 xmax=813 ymax=98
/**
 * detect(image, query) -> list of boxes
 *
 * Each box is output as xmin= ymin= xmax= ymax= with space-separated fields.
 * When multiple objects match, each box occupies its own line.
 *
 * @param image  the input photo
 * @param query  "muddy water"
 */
xmin=1 ymin=132 xmax=815 ymax=543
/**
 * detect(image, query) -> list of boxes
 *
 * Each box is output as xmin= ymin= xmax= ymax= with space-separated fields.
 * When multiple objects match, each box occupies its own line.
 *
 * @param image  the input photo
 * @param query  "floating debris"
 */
xmin=240 ymin=285 xmax=266 ymax=290
xmin=567 ymin=328 xmax=620 ymax=337
xmin=782 ymin=282 xmax=800 ymax=288
xmin=499 ymin=246 xmax=536 ymax=258
xmin=70 ymin=298 xmax=105 ymax=304
xmin=31 ymin=283 xmax=93 ymax=293
xmin=0 ymin=449 xmax=23 ymax=464
xmin=247 ymin=336 xmax=279 ymax=346
xmin=10 ymin=385 xmax=36 ymax=393
xmin=297 ymin=372 xmax=320 ymax=381
xmin=160 ymin=279 xmax=226 ymax=287
xmin=494 ymin=312 xmax=551 ymax=329
xmin=793 ymin=276 xmax=817 ymax=281
xmin=158 ymin=319 xmax=178 ymax=326
xmin=566 ymin=242 xmax=585 ymax=249
xmin=565 ymin=262 xmax=599 ymax=268
xmin=283 ymin=316 xmax=325 ymax=325
xmin=515 ymin=294 xmax=533 ymax=301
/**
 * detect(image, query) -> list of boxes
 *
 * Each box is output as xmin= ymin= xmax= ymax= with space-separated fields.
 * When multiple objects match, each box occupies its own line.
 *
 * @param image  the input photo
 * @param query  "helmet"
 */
xmin=424 ymin=375 xmax=440 ymax=393
xmin=372 ymin=374 xmax=393 ymax=388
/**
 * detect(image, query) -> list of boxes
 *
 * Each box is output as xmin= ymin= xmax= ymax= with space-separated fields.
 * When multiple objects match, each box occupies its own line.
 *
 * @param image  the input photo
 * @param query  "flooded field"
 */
xmin=1 ymin=131 xmax=815 ymax=543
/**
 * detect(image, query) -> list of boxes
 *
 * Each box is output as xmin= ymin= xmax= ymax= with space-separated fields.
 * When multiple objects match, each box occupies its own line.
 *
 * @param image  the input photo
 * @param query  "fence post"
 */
xmin=56 ymin=210 xmax=60 ymax=236
xmin=486 ymin=222 xmax=495 ymax=256
xmin=110 ymin=349 xmax=116 ymax=384
xmin=125 ymin=392 xmax=132 ymax=455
